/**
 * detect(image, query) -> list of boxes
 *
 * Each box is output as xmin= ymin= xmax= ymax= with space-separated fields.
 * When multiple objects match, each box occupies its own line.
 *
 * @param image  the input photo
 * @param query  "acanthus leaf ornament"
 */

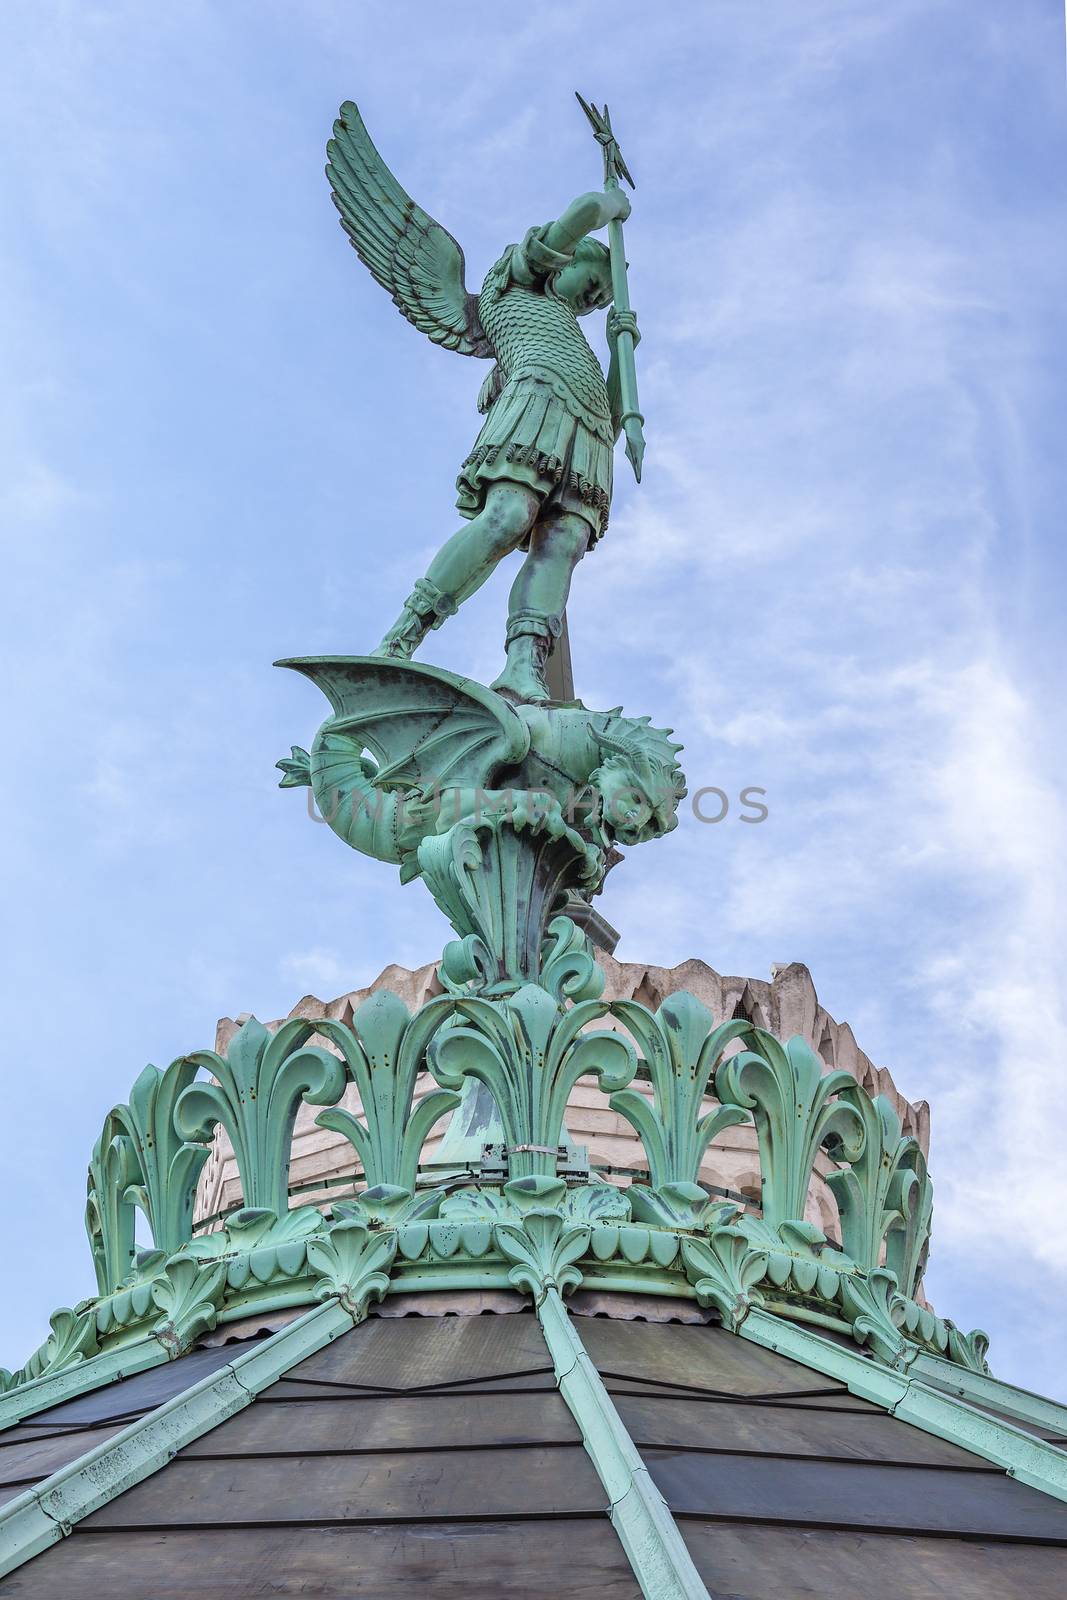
xmin=715 ymin=1030 xmax=865 ymax=1231
xmin=885 ymin=1143 xmax=934 ymax=1301
xmin=85 ymin=1120 xmax=139 ymax=1297
xmin=538 ymin=913 xmax=607 ymax=1005
xmin=825 ymin=1091 xmax=918 ymax=1275
xmin=428 ymin=984 xmax=635 ymax=1178
xmin=306 ymin=1219 xmax=398 ymax=1319
xmin=493 ymin=1208 xmax=591 ymax=1303
xmin=944 ymin=1320 xmax=992 ymax=1375
xmin=176 ymin=1018 xmax=348 ymax=1217
xmin=312 ymin=991 xmax=459 ymax=1191
xmin=113 ymin=1059 xmax=212 ymax=1260
xmin=183 ymin=1205 xmax=325 ymax=1259
xmin=150 ymin=1255 xmax=227 ymax=1358
xmin=609 ymin=993 xmax=752 ymax=1202
xmin=34 ymin=1307 xmax=99 ymax=1380
xmin=840 ymin=1266 xmax=912 ymax=1367
xmin=680 ymin=1220 xmax=769 ymax=1330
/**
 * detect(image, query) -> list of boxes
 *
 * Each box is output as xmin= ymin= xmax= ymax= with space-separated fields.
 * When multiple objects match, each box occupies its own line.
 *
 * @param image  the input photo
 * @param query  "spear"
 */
xmin=576 ymin=93 xmax=645 ymax=482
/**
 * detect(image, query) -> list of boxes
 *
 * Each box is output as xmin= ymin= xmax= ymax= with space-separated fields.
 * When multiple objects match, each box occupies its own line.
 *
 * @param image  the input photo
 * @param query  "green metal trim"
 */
xmin=539 ymin=1285 xmax=709 ymax=1599
xmin=739 ymin=1307 xmax=1067 ymax=1503
xmin=0 ymin=1338 xmax=169 ymax=1432
xmin=0 ymin=1297 xmax=355 ymax=1579
xmin=489 ymin=1191 xmax=710 ymax=1600
xmin=911 ymin=1348 xmax=1067 ymax=1438
xmin=758 ymin=1298 xmax=854 ymax=1336
xmin=578 ymin=1270 xmax=695 ymax=1299
xmin=388 ymin=1265 xmax=515 ymax=1294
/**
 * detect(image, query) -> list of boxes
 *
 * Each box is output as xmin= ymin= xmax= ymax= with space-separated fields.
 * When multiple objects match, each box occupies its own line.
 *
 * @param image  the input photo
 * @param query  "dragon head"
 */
xmin=588 ymin=710 xmax=686 ymax=847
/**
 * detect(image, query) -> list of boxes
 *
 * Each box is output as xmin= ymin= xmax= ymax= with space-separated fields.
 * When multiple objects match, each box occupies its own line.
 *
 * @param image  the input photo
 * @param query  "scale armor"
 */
xmin=456 ymin=226 xmax=615 ymax=538
xmin=476 ymin=280 xmax=613 ymax=440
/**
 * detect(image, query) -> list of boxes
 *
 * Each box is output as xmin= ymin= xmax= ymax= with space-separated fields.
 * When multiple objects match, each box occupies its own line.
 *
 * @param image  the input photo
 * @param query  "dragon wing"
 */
xmin=327 ymin=101 xmax=492 ymax=359
xmin=276 ymin=657 xmax=531 ymax=792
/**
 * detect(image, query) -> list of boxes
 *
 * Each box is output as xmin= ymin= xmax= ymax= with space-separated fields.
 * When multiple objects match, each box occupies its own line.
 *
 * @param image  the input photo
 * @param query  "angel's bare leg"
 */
xmin=491 ymin=512 xmax=590 ymax=702
xmin=373 ymin=483 xmax=539 ymax=660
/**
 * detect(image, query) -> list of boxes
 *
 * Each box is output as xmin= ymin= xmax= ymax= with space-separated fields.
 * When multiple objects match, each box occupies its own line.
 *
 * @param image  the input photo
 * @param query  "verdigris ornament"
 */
xmin=429 ymin=984 xmax=635 ymax=1178
xmin=716 ymin=1030 xmax=865 ymax=1232
xmin=332 ymin=1185 xmax=444 ymax=1226
xmin=609 ymin=993 xmax=751 ymax=1224
xmin=825 ymin=1090 xmax=924 ymax=1275
xmin=112 ymin=1060 xmax=212 ymax=1260
xmin=13 ymin=1306 xmax=98 ymax=1387
xmin=307 ymin=1220 xmax=397 ymax=1318
xmin=176 ymin=1019 xmax=347 ymax=1217
xmin=885 ymin=1142 xmax=934 ymax=1301
xmin=945 ymin=1320 xmax=991 ymax=1375
xmin=183 ymin=1205 xmax=324 ymax=1261
xmin=150 ymin=1256 xmax=226 ymax=1358
xmin=680 ymin=1217 xmax=769 ymax=1330
xmin=441 ymin=1173 xmax=630 ymax=1226
xmin=494 ymin=1209 xmax=590 ymax=1302
xmin=325 ymin=100 xmax=642 ymax=702
xmin=840 ymin=1266 xmax=912 ymax=1367
xmin=85 ymin=1119 xmax=139 ymax=1296
xmin=279 ymin=658 xmax=683 ymax=994
xmin=312 ymin=991 xmax=459 ymax=1191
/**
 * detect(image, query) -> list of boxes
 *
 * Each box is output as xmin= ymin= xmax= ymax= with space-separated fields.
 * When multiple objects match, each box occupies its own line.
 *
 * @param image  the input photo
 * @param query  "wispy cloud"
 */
xmin=0 ymin=0 xmax=1064 ymax=1394
xmin=280 ymin=946 xmax=350 ymax=996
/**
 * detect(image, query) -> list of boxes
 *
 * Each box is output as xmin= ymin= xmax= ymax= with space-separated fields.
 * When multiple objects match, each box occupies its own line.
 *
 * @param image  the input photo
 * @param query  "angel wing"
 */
xmin=276 ymin=656 xmax=530 ymax=793
xmin=327 ymin=101 xmax=492 ymax=359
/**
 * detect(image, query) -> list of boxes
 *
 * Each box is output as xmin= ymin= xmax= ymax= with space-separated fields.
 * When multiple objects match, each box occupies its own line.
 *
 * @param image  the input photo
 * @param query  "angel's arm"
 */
xmin=606 ymin=309 xmax=640 ymax=438
xmin=542 ymin=189 xmax=630 ymax=256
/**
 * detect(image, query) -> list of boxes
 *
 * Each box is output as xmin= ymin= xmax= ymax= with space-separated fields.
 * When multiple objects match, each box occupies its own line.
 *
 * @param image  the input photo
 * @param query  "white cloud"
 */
xmin=279 ymin=946 xmax=350 ymax=996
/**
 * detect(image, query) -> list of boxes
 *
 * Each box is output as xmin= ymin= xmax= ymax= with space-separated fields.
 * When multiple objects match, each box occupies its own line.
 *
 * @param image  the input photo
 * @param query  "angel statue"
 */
xmin=327 ymin=100 xmax=640 ymax=703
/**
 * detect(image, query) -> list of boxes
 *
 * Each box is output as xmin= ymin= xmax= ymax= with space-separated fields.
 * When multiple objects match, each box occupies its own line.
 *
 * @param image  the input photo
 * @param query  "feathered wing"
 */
xmin=327 ymin=101 xmax=491 ymax=358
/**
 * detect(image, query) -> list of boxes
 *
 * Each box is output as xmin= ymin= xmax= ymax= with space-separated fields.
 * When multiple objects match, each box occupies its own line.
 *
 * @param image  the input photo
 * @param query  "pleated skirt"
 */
xmin=456 ymin=374 xmax=613 ymax=542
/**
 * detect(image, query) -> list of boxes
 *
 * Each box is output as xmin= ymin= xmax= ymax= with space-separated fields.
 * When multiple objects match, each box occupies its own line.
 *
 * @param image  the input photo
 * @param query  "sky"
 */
xmin=2 ymin=1 xmax=1066 ymax=1396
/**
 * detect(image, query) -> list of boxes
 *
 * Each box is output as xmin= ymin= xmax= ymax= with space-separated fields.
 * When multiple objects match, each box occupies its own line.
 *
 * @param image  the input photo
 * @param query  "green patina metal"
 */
xmin=0 ymin=1296 xmax=361 ymax=1579
xmin=493 ymin=1178 xmax=710 ymax=1600
xmin=824 ymin=1089 xmax=926 ymax=1275
xmin=84 ymin=1059 xmax=212 ymax=1297
xmin=0 ymin=991 xmax=1014 ymax=1410
xmin=277 ymin=656 xmax=684 ymax=995
xmin=912 ymin=1348 xmax=1067 ymax=1437
xmin=716 ymin=1029 xmax=866 ymax=1231
xmin=0 ymin=1338 xmax=170 ymax=1433
xmin=176 ymin=1017 xmax=347 ymax=1216
xmin=429 ymin=984 xmax=635 ymax=1178
xmin=312 ymin=991 xmax=460 ymax=1191
xmin=322 ymin=100 xmax=641 ymax=703
xmin=609 ymin=992 xmax=752 ymax=1227
xmin=3 ymin=91 xmax=1063 ymax=1593
xmin=739 ymin=1309 xmax=1067 ymax=1503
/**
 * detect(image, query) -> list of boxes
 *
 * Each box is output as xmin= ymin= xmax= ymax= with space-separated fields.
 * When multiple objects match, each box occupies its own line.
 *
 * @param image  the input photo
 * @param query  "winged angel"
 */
xmin=327 ymin=102 xmax=637 ymax=703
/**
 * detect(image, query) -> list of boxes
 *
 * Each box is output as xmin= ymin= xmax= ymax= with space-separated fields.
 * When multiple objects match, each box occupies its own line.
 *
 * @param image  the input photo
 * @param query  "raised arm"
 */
xmin=542 ymin=188 xmax=630 ymax=256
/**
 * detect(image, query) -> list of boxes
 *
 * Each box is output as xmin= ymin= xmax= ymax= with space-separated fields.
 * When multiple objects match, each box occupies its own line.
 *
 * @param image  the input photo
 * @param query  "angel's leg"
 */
xmin=373 ymin=483 xmax=539 ymax=660
xmin=491 ymin=512 xmax=590 ymax=702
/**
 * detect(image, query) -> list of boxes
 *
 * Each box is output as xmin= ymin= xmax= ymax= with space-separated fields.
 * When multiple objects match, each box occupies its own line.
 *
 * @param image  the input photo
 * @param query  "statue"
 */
xmin=277 ymin=657 xmax=684 ymax=997
xmin=326 ymin=98 xmax=643 ymax=703
xmin=280 ymin=99 xmax=677 ymax=999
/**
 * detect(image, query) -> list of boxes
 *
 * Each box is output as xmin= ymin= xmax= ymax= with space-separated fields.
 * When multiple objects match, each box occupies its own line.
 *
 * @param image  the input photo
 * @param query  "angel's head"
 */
xmin=553 ymin=238 xmax=613 ymax=317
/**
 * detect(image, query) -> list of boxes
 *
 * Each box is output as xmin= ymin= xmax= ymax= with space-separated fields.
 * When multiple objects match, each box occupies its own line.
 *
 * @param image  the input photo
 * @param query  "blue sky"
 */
xmin=2 ymin=1 xmax=1066 ymax=1395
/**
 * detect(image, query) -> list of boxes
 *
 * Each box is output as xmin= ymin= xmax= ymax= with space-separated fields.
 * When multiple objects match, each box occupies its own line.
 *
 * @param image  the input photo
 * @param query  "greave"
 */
xmin=491 ymin=608 xmax=563 ymax=702
xmin=373 ymin=578 xmax=458 ymax=660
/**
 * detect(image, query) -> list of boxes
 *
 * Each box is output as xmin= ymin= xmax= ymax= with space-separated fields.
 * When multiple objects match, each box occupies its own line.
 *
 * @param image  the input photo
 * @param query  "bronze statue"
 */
xmin=327 ymin=100 xmax=642 ymax=702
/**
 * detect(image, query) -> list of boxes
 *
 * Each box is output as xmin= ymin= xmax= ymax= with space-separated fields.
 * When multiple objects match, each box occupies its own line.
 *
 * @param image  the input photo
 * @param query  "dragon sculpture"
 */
xmin=279 ymin=103 xmax=679 ymax=996
xmin=277 ymin=657 xmax=684 ymax=995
